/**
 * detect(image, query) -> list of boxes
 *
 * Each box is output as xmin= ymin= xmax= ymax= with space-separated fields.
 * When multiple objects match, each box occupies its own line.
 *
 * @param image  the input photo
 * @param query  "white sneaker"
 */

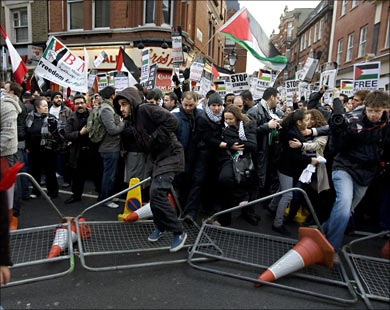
xmin=30 ymin=194 xmax=37 ymax=199
xmin=106 ymin=202 xmax=119 ymax=209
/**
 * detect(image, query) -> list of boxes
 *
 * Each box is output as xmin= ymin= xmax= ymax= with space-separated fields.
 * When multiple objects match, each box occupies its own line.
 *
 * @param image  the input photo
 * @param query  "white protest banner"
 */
xmin=218 ymin=75 xmax=233 ymax=94
xmin=300 ymin=57 xmax=319 ymax=82
xmin=96 ymin=73 xmax=108 ymax=91
xmin=341 ymin=80 xmax=354 ymax=97
xmin=254 ymin=78 xmax=271 ymax=100
xmin=189 ymin=61 xmax=204 ymax=82
xmin=114 ymin=71 xmax=130 ymax=91
xmin=231 ymin=73 xmax=249 ymax=95
xmin=88 ymin=69 xmax=97 ymax=89
xmin=93 ymin=50 xmax=108 ymax=68
xmin=140 ymin=48 xmax=150 ymax=85
xmin=298 ymin=81 xmax=309 ymax=101
xmin=214 ymin=80 xmax=227 ymax=98
xmin=35 ymin=36 xmax=88 ymax=93
xmin=320 ymin=69 xmax=337 ymax=90
xmin=353 ymin=62 xmax=380 ymax=92
xmin=146 ymin=63 xmax=158 ymax=90
xmin=171 ymin=26 xmax=184 ymax=65
xmin=199 ymin=76 xmax=212 ymax=97
xmin=285 ymin=79 xmax=298 ymax=106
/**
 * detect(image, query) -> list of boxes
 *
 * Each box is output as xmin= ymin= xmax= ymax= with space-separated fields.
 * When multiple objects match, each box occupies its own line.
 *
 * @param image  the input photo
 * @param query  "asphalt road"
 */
xmin=1 ymin=178 xmax=388 ymax=309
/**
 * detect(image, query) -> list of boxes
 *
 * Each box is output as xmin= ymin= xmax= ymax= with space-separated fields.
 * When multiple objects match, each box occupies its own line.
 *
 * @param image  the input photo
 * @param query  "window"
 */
xmin=314 ymin=23 xmax=318 ymax=42
xmin=308 ymin=28 xmax=312 ymax=47
xmin=337 ymin=38 xmax=343 ymax=65
xmin=93 ymin=0 xmax=110 ymax=29
xmin=287 ymin=21 xmax=293 ymax=40
xmin=11 ymin=8 xmax=28 ymax=43
xmin=318 ymin=19 xmax=322 ymax=40
xmin=346 ymin=33 xmax=354 ymax=61
xmin=144 ymin=0 xmax=155 ymax=24
xmin=351 ymin=0 xmax=358 ymax=9
xmin=68 ymin=0 xmax=83 ymax=30
xmin=303 ymin=32 xmax=307 ymax=49
xmin=300 ymin=36 xmax=304 ymax=51
xmin=341 ymin=0 xmax=348 ymax=16
xmin=285 ymin=48 xmax=290 ymax=60
xmin=358 ymin=25 xmax=368 ymax=58
xmin=162 ymin=0 xmax=173 ymax=25
xmin=385 ymin=15 xmax=389 ymax=49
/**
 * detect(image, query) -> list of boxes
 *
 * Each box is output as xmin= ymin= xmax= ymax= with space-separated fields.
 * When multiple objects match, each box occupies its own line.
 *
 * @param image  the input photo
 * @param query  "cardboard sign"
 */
xmin=340 ymin=80 xmax=354 ymax=97
xmin=300 ymin=57 xmax=319 ymax=82
xmin=320 ymin=69 xmax=337 ymax=90
xmin=189 ymin=61 xmax=204 ymax=82
xmin=93 ymin=51 xmax=108 ymax=68
xmin=35 ymin=36 xmax=88 ymax=93
xmin=114 ymin=71 xmax=130 ymax=91
xmin=353 ymin=62 xmax=380 ymax=92
xmin=171 ymin=26 xmax=184 ymax=65
xmin=285 ymin=79 xmax=298 ymax=106
xmin=230 ymin=73 xmax=249 ymax=95
xmin=146 ymin=63 xmax=158 ymax=90
xmin=298 ymin=81 xmax=310 ymax=101
xmin=254 ymin=78 xmax=271 ymax=100
xmin=97 ymin=73 xmax=108 ymax=91
xmin=199 ymin=76 xmax=212 ymax=97
xmin=140 ymin=48 xmax=150 ymax=85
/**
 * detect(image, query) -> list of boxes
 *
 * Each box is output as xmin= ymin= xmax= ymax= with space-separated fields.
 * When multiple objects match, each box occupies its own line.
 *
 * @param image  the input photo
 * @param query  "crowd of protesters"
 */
xmin=1 ymin=73 xmax=390 ymax=282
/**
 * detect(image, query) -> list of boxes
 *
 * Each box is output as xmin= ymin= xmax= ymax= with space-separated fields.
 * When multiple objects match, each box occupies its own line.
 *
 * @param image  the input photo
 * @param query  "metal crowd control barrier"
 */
xmin=341 ymin=230 xmax=390 ymax=309
xmin=188 ymin=188 xmax=358 ymax=305
xmin=3 ymin=173 xmax=75 ymax=287
xmin=75 ymin=177 xmax=208 ymax=271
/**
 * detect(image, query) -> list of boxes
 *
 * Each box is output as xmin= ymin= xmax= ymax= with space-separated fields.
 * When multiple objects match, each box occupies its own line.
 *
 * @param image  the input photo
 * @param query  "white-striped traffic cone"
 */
xmin=256 ymin=227 xmax=335 ymax=286
xmin=124 ymin=203 xmax=152 ymax=222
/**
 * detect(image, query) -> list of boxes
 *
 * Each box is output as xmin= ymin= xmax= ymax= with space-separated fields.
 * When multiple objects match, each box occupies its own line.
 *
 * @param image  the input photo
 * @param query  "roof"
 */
xmin=226 ymin=0 xmax=240 ymax=12
xmin=297 ymin=0 xmax=330 ymax=33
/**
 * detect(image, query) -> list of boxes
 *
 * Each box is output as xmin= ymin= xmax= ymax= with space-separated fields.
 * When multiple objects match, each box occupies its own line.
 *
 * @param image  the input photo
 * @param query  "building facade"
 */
xmin=330 ymin=0 xmax=389 ymax=90
xmin=1 ymin=0 xmax=48 ymax=80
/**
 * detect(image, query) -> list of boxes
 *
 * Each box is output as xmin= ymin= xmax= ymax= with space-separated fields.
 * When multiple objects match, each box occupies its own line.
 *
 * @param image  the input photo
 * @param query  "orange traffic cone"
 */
xmin=256 ymin=227 xmax=335 ymax=286
xmin=9 ymin=209 xmax=18 ymax=231
xmin=48 ymin=217 xmax=91 ymax=258
xmin=124 ymin=202 xmax=152 ymax=222
xmin=381 ymin=240 xmax=390 ymax=259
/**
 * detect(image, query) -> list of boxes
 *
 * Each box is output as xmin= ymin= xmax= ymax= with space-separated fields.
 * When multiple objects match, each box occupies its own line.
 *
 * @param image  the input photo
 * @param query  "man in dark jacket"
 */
xmin=114 ymin=87 xmax=187 ymax=253
xmin=64 ymin=95 xmax=93 ymax=204
xmin=323 ymin=90 xmax=390 ymax=251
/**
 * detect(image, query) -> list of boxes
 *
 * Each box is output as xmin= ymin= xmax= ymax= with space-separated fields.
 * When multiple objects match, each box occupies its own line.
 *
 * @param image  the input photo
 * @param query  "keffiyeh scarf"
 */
xmin=205 ymin=104 xmax=223 ymax=123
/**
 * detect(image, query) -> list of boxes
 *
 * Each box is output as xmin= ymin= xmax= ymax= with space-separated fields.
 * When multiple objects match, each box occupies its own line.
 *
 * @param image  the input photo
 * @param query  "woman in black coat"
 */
xmin=267 ymin=110 xmax=318 ymax=235
xmin=216 ymin=105 xmax=258 ymax=226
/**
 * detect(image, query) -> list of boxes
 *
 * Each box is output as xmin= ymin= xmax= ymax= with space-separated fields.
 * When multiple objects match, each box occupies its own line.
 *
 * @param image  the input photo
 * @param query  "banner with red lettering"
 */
xmin=34 ymin=36 xmax=88 ymax=93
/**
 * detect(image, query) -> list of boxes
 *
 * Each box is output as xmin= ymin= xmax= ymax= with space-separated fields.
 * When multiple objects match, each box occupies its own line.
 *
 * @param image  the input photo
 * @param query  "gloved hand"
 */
xmin=183 ymin=68 xmax=190 ymax=80
xmin=172 ymin=74 xmax=180 ymax=86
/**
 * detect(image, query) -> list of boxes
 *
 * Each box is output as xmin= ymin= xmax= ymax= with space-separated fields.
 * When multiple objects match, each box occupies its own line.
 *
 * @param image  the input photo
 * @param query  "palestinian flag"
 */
xmin=218 ymin=7 xmax=287 ymax=71
xmin=115 ymin=47 xmax=141 ymax=86
xmin=258 ymin=69 xmax=271 ymax=81
xmin=354 ymin=63 xmax=380 ymax=80
xmin=211 ymin=64 xmax=220 ymax=82
xmin=341 ymin=80 xmax=353 ymax=90
xmin=0 ymin=25 xmax=28 ymax=85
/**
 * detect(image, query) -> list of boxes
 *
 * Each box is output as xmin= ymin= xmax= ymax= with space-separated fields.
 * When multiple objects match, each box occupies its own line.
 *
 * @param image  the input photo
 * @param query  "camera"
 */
xmin=331 ymin=113 xmax=345 ymax=126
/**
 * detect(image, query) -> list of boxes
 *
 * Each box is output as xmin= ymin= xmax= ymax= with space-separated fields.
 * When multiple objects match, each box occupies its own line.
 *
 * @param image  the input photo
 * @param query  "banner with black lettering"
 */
xmin=353 ymin=62 xmax=380 ymax=92
xmin=231 ymin=73 xmax=249 ymax=95
xmin=35 ymin=36 xmax=88 ymax=93
xmin=285 ymin=79 xmax=298 ymax=106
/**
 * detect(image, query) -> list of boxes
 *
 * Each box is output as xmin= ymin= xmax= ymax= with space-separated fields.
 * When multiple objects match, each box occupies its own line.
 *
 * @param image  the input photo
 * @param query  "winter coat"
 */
xmin=98 ymin=99 xmax=124 ymax=153
xmin=121 ymin=118 xmax=143 ymax=153
xmin=330 ymin=107 xmax=390 ymax=186
xmin=114 ymin=87 xmax=184 ymax=177
xmin=0 ymin=94 xmax=22 ymax=156
xmin=64 ymin=110 xmax=91 ymax=169
xmin=277 ymin=125 xmax=313 ymax=178
xmin=172 ymin=106 xmax=202 ymax=151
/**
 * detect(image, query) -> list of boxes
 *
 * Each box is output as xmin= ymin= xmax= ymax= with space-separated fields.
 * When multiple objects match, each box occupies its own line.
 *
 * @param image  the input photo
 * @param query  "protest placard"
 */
xmin=114 ymin=71 xmax=129 ymax=91
xmin=146 ymin=63 xmax=158 ymax=90
xmin=320 ymin=69 xmax=337 ymax=90
xmin=96 ymin=73 xmax=108 ymax=91
xmin=189 ymin=61 xmax=204 ymax=82
xmin=171 ymin=26 xmax=184 ymax=65
xmin=93 ymin=51 xmax=108 ymax=68
xmin=353 ymin=62 xmax=380 ymax=92
xmin=87 ymin=70 xmax=97 ymax=89
xmin=340 ymin=80 xmax=354 ymax=97
xmin=140 ymin=48 xmax=150 ymax=85
xmin=285 ymin=79 xmax=298 ymax=106
xmin=254 ymin=78 xmax=271 ymax=100
xmin=230 ymin=73 xmax=249 ymax=95
xmin=214 ymin=80 xmax=227 ymax=98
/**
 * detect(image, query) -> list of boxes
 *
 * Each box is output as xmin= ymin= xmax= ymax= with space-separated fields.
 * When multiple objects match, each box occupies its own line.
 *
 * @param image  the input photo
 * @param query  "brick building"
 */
xmin=270 ymin=5 xmax=312 ymax=85
xmin=330 ymin=0 xmax=389 ymax=90
xmin=46 ymin=0 xmax=235 ymax=90
xmin=1 ymin=0 xmax=48 ymax=79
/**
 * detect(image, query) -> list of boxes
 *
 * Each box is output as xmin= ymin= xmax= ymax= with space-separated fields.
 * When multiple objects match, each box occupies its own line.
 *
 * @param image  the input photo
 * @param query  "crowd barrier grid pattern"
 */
xmin=341 ymin=230 xmax=390 ymax=310
xmin=187 ymin=187 xmax=359 ymax=305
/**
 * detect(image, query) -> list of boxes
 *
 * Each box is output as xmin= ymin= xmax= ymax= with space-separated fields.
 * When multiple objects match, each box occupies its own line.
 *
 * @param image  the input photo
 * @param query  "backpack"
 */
xmin=86 ymin=103 xmax=115 ymax=144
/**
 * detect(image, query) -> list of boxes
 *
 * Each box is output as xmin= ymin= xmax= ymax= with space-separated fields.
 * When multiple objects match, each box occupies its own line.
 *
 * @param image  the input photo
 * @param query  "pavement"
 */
xmin=1 ymin=177 xmax=388 ymax=309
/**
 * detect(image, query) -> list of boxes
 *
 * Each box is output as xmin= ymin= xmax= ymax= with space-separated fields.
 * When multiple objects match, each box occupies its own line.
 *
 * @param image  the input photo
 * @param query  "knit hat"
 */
xmin=51 ymin=91 xmax=63 ymax=101
xmin=208 ymin=93 xmax=223 ymax=106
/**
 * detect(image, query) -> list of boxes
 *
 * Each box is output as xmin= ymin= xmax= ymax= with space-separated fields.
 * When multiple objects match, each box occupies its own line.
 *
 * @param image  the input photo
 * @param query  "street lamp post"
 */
xmin=228 ymin=49 xmax=237 ymax=73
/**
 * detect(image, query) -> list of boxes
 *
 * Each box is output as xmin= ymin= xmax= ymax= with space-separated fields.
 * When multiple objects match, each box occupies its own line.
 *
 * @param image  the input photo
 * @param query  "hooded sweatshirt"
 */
xmin=0 ymin=94 xmax=22 ymax=156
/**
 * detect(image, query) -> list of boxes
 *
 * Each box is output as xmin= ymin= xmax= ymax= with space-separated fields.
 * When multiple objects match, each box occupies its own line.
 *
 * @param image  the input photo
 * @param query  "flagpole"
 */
xmin=188 ymin=31 xmax=219 ymax=66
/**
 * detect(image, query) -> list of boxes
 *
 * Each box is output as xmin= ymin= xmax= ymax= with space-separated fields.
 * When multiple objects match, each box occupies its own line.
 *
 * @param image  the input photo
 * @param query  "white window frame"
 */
xmin=92 ymin=0 xmax=110 ymax=30
xmin=67 ymin=0 xmax=84 ymax=31
xmin=161 ymin=0 xmax=174 ymax=28
xmin=337 ymin=38 xmax=343 ymax=65
xmin=303 ymin=32 xmax=307 ymax=50
xmin=341 ymin=0 xmax=348 ymax=16
xmin=358 ymin=25 xmax=368 ymax=58
xmin=300 ymin=36 xmax=304 ymax=51
xmin=318 ymin=19 xmax=322 ymax=40
xmin=308 ymin=28 xmax=312 ymax=47
xmin=346 ymin=32 xmax=354 ymax=62
xmin=2 ymin=0 xmax=33 ymax=44
xmin=314 ymin=23 xmax=318 ymax=42
xmin=351 ymin=0 xmax=358 ymax=9
xmin=287 ymin=21 xmax=293 ymax=40
xmin=143 ymin=0 xmax=156 ymax=26
xmin=385 ymin=14 xmax=390 ymax=49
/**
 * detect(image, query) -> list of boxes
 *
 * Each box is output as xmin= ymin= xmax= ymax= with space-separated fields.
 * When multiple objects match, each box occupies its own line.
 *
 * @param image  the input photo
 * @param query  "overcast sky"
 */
xmin=238 ymin=0 xmax=320 ymax=72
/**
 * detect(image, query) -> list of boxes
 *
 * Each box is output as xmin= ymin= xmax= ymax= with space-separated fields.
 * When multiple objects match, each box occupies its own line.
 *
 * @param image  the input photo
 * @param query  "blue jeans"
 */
xmin=99 ymin=152 xmax=120 ymax=200
xmin=323 ymin=170 xmax=368 ymax=251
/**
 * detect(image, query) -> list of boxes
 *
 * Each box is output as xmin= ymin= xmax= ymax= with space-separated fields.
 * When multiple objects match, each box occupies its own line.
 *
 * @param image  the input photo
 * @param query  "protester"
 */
xmin=224 ymin=93 xmax=235 ymax=107
xmin=163 ymin=92 xmax=179 ymax=111
xmin=232 ymin=95 xmax=244 ymax=112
